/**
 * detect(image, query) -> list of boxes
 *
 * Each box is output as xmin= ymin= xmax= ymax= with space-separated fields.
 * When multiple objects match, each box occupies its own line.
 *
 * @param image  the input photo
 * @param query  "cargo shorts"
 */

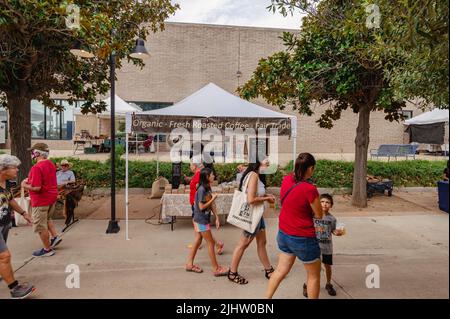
xmin=0 ymin=223 xmax=11 ymax=253
xmin=31 ymin=204 xmax=56 ymax=234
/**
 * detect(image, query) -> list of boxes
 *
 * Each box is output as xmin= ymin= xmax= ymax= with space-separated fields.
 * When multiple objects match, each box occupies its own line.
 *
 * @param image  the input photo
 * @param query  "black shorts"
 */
xmin=322 ymin=254 xmax=333 ymax=265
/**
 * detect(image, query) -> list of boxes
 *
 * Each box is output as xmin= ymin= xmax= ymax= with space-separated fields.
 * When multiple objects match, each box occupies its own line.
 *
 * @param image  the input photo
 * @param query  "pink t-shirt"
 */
xmin=28 ymin=160 xmax=58 ymax=207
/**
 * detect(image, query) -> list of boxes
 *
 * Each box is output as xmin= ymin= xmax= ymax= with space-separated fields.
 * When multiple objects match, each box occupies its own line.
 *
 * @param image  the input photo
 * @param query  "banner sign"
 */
xmin=131 ymin=114 xmax=293 ymax=136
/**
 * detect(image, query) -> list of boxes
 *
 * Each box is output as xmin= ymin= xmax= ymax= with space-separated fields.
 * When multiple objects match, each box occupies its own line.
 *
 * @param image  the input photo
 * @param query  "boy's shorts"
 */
xmin=193 ymin=221 xmax=211 ymax=233
xmin=322 ymin=254 xmax=333 ymax=265
xmin=32 ymin=204 xmax=56 ymax=234
xmin=277 ymin=230 xmax=321 ymax=264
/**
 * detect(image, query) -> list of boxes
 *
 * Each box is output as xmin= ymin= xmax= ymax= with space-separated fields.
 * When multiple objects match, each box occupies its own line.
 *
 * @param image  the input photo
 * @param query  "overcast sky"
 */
xmin=168 ymin=0 xmax=303 ymax=29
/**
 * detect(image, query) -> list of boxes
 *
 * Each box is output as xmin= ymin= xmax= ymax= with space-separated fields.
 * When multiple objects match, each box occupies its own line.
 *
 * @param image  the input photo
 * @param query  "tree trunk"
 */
xmin=351 ymin=104 xmax=371 ymax=208
xmin=7 ymin=94 xmax=32 ymax=183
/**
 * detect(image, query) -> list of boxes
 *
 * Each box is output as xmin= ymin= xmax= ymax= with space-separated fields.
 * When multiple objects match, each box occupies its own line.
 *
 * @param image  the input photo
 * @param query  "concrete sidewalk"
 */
xmin=1 ymin=213 xmax=448 ymax=299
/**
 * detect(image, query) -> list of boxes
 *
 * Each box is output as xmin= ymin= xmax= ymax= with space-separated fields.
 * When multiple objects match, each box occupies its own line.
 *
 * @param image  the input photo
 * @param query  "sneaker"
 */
xmin=10 ymin=283 xmax=36 ymax=299
xmin=32 ymin=248 xmax=55 ymax=257
xmin=303 ymin=283 xmax=308 ymax=298
xmin=325 ymin=283 xmax=337 ymax=296
xmin=50 ymin=236 xmax=62 ymax=248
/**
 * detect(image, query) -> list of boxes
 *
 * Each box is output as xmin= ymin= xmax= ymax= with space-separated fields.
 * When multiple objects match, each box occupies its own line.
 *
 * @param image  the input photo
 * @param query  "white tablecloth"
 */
xmin=161 ymin=193 xmax=234 ymax=219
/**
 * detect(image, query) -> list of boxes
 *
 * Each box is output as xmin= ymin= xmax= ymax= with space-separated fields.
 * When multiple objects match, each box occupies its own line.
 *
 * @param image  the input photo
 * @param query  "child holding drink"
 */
xmin=305 ymin=193 xmax=344 ymax=297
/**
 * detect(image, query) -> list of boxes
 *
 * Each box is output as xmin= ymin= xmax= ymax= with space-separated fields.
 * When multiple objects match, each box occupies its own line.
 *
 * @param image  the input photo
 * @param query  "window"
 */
xmin=401 ymin=110 xmax=413 ymax=120
xmin=31 ymin=100 xmax=45 ymax=139
xmin=29 ymin=99 xmax=78 ymax=140
xmin=46 ymin=107 xmax=61 ymax=139
xmin=61 ymin=100 xmax=75 ymax=140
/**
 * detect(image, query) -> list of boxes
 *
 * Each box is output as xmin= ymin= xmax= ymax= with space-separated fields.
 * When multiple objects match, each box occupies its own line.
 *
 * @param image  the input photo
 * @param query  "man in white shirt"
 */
xmin=56 ymin=160 xmax=75 ymax=188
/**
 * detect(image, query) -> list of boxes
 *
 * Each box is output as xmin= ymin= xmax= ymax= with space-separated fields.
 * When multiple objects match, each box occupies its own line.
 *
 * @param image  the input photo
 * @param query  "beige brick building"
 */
xmin=3 ymin=22 xmax=444 ymax=155
xmin=111 ymin=22 xmax=428 ymax=154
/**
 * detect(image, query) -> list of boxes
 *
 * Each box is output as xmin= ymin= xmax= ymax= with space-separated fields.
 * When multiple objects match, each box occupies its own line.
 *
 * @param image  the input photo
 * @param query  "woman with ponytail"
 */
xmin=266 ymin=153 xmax=323 ymax=299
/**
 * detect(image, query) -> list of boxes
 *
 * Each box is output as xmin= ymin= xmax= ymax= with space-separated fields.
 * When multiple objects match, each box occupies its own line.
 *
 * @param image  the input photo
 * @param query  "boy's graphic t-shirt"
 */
xmin=314 ymin=213 xmax=337 ymax=255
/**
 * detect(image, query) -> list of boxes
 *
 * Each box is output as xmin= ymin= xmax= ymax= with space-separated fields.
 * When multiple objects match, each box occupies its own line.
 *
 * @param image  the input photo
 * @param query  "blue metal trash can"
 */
xmin=438 ymin=181 xmax=449 ymax=213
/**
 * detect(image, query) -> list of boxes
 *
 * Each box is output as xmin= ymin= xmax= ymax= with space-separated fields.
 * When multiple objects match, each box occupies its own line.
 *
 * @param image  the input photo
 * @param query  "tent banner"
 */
xmin=130 ymin=114 xmax=293 ymax=136
xmin=406 ymin=123 xmax=445 ymax=144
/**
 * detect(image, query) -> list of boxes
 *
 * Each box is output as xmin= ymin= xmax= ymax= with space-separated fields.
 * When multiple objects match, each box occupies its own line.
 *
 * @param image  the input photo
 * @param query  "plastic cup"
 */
xmin=337 ymin=222 xmax=346 ymax=235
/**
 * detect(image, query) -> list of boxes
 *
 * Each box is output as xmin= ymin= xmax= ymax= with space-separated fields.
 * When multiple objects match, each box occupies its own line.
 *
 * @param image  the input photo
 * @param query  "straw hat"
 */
xmin=60 ymin=159 xmax=73 ymax=168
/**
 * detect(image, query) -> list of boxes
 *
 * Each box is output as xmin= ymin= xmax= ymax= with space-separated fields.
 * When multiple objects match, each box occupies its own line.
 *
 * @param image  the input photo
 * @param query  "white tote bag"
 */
xmin=15 ymin=188 xmax=30 ymax=227
xmin=227 ymin=172 xmax=264 ymax=233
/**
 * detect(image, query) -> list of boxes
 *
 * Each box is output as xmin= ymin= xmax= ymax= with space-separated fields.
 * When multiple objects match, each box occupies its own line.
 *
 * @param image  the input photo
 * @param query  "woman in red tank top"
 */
xmin=266 ymin=153 xmax=324 ymax=299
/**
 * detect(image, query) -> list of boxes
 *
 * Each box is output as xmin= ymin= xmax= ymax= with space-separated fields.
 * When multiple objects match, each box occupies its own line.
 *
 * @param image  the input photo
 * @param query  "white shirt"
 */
xmin=56 ymin=170 xmax=75 ymax=185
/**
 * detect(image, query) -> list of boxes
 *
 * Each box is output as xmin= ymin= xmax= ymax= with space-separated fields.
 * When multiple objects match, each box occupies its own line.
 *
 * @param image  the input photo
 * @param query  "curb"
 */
xmin=85 ymin=186 xmax=438 ymax=196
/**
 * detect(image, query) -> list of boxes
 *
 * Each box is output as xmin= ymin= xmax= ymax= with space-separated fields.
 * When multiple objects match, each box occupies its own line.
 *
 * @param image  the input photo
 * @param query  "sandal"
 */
xmin=213 ymin=266 xmax=229 ymax=277
xmin=216 ymin=241 xmax=224 ymax=255
xmin=228 ymin=270 xmax=249 ymax=285
xmin=264 ymin=266 xmax=275 ymax=280
xmin=185 ymin=264 xmax=203 ymax=273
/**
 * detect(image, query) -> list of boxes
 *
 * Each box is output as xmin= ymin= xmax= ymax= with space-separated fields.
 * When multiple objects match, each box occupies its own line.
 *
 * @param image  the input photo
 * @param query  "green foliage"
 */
xmin=241 ymin=0 xmax=412 ymax=128
xmin=265 ymin=0 xmax=449 ymax=109
xmin=0 ymin=0 xmax=179 ymax=112
xmin=50 ymin=158 xmax=446 ymax=189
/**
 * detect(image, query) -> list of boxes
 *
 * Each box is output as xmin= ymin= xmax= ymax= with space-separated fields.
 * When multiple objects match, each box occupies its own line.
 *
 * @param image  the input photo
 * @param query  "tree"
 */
xmin=0 ymin=0 xmax=178 ymax=181
xmin=267 ymin=0 xmax=449 ymax=107
xmin=239 ymin=0 xmax=448 ymax=207
xmin=376 ymin=0 xmax=448 ymax=108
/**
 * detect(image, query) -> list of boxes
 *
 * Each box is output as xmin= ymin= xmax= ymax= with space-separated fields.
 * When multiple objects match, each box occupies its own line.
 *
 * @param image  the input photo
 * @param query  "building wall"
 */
xmin=75 ymin=115 xmax=99 ymax=137
xmin=112 ymin=22 xmax=424 ymax=154
xmin=2 ymin=22 xmax=437 ymax=154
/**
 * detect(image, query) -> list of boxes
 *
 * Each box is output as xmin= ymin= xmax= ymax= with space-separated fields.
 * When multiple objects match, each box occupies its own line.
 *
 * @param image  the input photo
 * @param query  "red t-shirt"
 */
xmin=28 ymin=159 xmax=58 ymax=207
xmin=189 ymin=170 xmax=201 ymax=206
xmin=278 ymin=174 xmax=319 ymax=238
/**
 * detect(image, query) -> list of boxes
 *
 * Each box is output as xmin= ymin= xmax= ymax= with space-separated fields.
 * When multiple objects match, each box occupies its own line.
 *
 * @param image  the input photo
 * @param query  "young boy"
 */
xmin=304 ymin=193 xmax=343 ymax=297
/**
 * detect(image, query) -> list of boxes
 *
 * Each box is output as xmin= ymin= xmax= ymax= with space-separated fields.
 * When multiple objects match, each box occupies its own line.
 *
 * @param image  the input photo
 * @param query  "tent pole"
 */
xmin=125 ymin=131 xmax=129 ymax=240
xmin=292 ymin=136 xmax=297 ymax=170
xmin=156 ymin=134 xmax=160 ymax=176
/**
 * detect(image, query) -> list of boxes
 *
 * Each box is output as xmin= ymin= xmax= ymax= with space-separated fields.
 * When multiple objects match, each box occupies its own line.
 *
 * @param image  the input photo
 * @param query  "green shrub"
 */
xmin=284 ymin=159 xmax=445 ymax=188
xmin=49 ymin=158 xmax=446 ymax=189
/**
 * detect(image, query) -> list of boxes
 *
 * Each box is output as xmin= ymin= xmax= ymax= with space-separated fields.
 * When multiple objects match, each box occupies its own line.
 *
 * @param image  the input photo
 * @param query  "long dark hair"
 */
xmin=198 ymin=167 xmax=213 ymax=192
xmin=239 ymin=158 xmax=266 ymax=191
xmin=294 ymin=153 xmax=316 ymax=182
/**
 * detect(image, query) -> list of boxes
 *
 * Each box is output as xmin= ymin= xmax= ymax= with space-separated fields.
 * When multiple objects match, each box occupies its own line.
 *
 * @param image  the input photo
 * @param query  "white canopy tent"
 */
xmin=74 ymin=95 xmax=142 ymax=138
xmin=405 ymin=108 xmax=449 ymax=125
xmin=404 ymin=108 xmax=449 ymax=153
xmin=123 ymin=83 xmax=297 ymax=239
xmin=143 ymin=82 xmax=297 ymax=119
xmin=74 ymin=94 xmax=142 ymax=118
xmin=139 ymin=82 xmax=297 ymax=171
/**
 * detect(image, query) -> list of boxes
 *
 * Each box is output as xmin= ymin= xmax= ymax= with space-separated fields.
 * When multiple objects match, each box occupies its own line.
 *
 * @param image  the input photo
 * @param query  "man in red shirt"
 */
xmin=21 ymin=143 xmax=61 ymax=257
xmin=188 ymin=162 xmax=202 ymax=215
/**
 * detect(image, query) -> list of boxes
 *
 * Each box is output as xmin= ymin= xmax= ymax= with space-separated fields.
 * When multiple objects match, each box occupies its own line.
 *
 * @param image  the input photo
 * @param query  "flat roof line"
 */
xmin=164 ymin=21 xmax=299 ymax=32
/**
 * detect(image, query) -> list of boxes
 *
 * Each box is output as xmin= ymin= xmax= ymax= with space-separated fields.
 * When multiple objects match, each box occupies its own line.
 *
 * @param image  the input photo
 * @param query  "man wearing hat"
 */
xmin=57 ymin=159 xmax=76 ymax=188
xmin=21 ymin=143 xmax=61 ymax=257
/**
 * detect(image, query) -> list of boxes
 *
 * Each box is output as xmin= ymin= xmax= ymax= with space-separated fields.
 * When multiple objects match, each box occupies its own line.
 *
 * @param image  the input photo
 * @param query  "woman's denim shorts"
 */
xmin=277 ymin=230 xmax=321 ymax=264
xmin=243 ymin=217 xmax=266 ymax=238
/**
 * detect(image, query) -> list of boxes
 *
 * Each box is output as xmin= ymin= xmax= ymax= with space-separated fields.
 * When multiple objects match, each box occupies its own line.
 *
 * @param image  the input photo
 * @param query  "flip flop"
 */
xmin=214 ymin=266 xmax=229 ymax=277
xmin=186 ymin=264 xmax=203 ymax=273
